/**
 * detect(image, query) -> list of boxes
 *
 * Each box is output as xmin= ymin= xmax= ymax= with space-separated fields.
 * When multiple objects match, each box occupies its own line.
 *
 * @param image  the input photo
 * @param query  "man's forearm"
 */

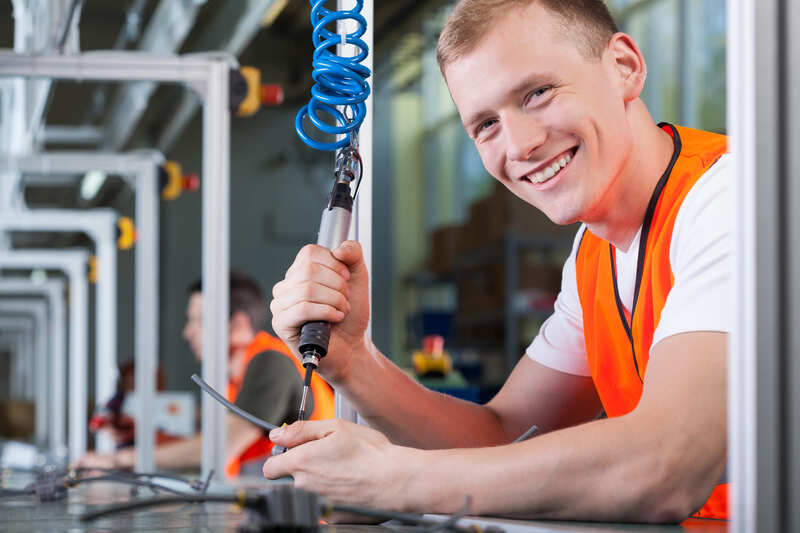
xmin=331 ymin=339 xmax=508 ymax=448
xmin=400 ymin=412 xmax=723 ymax=523
xmin=153 ymin=434 xmax=203 ymax=470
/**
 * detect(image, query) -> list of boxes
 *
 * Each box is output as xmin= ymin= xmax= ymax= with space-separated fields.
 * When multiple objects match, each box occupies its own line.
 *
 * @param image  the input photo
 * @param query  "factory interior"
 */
xmin=0 ymin=0 xmax=798 ymax=532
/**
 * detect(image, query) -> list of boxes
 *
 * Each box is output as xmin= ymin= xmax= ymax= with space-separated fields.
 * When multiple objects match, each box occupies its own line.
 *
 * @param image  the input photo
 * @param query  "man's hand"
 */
xmin=270 ymin=241 xmax=371 ymax=383
xmin=262 ymin=420 xmax=413 ymax=513
xmin=71 ymin=448 xmax=134 ymax=471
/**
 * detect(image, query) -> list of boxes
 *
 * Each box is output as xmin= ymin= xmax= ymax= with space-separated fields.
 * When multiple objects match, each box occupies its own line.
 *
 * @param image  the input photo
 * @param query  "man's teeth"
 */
xmin=530 ymin=152 xmax=571 ymax=184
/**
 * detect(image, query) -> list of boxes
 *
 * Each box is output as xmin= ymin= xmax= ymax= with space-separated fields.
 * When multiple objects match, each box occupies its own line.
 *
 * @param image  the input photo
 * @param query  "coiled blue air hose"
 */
xmin=295 ymin=0 xmax=372 ymax=151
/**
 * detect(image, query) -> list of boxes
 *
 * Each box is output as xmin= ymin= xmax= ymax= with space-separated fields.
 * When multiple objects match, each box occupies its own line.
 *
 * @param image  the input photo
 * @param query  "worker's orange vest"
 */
xmin=575 ymin=124 xmax=728 ymax=519
xmin=225 ymin=331 xmax=335 ymax=477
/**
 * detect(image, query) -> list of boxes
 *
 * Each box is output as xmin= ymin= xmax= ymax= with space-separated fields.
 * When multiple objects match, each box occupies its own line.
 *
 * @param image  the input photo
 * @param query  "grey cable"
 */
xmin=190 ymin=374 xmax=278 ymax=432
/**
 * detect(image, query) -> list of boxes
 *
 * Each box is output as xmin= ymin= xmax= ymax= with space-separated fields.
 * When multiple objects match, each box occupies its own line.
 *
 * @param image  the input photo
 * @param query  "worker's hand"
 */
xmin=70 ymin=448 xmax=134 ymax=471
xmin=270 ymin=241 xmax=370 ymax=383
xmin=262 ymin=419 xmax=412 ymax=517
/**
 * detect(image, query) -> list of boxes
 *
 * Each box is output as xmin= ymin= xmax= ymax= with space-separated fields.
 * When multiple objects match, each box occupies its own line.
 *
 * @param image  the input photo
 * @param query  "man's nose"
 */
xmin=504 ymin=112 xmax=545 ymax=162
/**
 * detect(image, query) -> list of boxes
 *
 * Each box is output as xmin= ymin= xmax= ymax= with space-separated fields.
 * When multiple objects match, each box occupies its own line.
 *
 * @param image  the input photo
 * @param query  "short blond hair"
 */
xmin=436 ymin=0 xmax=619 ymax=72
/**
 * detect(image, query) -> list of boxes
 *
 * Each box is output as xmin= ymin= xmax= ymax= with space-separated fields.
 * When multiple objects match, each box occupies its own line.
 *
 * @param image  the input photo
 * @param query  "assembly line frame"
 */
xmin=3 ymin=150 xmax=165 ymax=471
xmin=0 ymin=299 xmax=48 ymax=446
xmin=0 ymin=50 xmax=233 ymax=478
xmin=0 ymin=315 xmax=34 ymax=401
xmin=0 ymin=249 xmax=89 ymax=461
xmin=0 ymin=208 xmax=117 ymax=455
xmin=0 ymin=278 xmax=66 ymax=454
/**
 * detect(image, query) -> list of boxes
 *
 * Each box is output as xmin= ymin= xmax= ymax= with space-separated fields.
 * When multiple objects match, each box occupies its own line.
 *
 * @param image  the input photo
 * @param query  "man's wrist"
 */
xmin=326 ymin=335 xmax=374 ymax=389
xmin=391 ymin=446 xmax=441 ymax=513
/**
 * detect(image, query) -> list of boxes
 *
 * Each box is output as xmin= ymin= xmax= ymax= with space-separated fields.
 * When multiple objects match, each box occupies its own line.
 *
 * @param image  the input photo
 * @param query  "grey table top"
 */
xmin=0 ymin=472 xmax=728 ymax=533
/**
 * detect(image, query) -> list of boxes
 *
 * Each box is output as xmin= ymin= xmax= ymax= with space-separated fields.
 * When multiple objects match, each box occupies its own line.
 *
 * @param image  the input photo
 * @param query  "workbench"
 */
xmin=0 ymin=472 xmax=729 ymax=533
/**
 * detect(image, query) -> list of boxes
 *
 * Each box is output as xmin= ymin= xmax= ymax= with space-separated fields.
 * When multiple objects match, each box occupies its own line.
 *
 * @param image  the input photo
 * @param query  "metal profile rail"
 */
xmin=0 ymin=250 xmax=88 ymax=460
xmin=0 ymin=208 xmax=118 ymax=455
xmin=1 ymin=150 xmax=164 ymax=471
xmin=0 ymin=50 xmax=233 ymax=479
xmin=0 ymin=316 xmax=34 ymax=400
xmin=0 ymin=299 xmax=49 ymax=446
xmin=0 ymin=278 xmax=66 ymax=453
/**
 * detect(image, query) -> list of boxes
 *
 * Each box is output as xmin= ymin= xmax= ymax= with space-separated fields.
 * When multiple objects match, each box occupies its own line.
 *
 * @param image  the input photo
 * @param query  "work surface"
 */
xmin=0 ymin=473 xmax=729 ymax=533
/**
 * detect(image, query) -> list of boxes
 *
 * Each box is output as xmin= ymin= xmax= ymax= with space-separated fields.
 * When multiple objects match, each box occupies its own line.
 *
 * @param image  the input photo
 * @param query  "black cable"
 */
xmin=191 ymin=374 xmax=278 ymax=431
xmin=68 ymin=474 xmax=191 ymax=497
xmin=71 ymin=466 xmax=211 ymax=493
xmin=79 ymin=494 xmax=241 ymax=521
xmin=80 ymin=490 xmax=499 ymax=533
xmin=0 ymin=487 xmax=34 ymax=497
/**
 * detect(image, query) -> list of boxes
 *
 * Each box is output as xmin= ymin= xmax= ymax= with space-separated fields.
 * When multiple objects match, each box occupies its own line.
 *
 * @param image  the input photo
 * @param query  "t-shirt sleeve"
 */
xmin=233 ymin=351 xmax=310 ymax=429
xmin=525 ymin=226 xmax=591 ymax=376
xmin=651 ymin=154 xmax=732 ymax=349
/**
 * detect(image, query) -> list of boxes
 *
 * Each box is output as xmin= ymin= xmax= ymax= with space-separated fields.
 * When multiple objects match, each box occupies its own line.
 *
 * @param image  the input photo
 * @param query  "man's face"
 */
xmin=444 ymin=3 xmax=635 ymax=226
xmin=182 ymin=292 xmax=204 ymax=362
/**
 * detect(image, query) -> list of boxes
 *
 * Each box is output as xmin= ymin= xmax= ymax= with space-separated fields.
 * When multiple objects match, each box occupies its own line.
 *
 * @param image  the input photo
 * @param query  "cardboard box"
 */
xmin=0 ymin=400 xmax=35 ymax=439
xmin=428 ymin=224 xmax=462 ymax=274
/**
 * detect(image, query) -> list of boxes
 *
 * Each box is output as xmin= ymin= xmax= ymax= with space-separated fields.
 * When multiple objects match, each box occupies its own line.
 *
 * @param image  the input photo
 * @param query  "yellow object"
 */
xmin=412 ymin=349 xmax=453 ymax=377
xmin=116 ymin=217 xmax=136 ymax=250
xmin=88 ymin=255 xmax=97 ymax=284
xmin=236 ymin=67 xmax=261 ymax=117
xmin=161 ymin=161 xmax=183 ymax=200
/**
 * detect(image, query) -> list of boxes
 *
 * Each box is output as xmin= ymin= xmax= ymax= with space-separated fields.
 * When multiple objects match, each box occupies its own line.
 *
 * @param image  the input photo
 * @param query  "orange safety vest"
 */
xmin=225 ymin=331 xmax=335 ymax=477
xmin=575 ymin=124 xmax=728 ymax=520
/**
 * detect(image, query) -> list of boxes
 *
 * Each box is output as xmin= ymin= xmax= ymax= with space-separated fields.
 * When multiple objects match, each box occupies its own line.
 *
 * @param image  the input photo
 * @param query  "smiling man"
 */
xmin=264 ymin=0 xmax=730 ymax=523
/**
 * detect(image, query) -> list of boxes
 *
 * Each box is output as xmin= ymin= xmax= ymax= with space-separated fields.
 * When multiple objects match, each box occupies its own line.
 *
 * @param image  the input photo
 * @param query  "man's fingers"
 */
xmin=272 ymin=301 xmax=346 ymax=335
xmin=332 ymin=241 xmax=364 ymax=270
xmin=287 ymin=244 xmax=351 ymax=281
xmin=269 ymin=420 xmax=337 ymax=447
xmin=273 ymin=281 xmax=350 ymax=315
xmin=262 ymin=451 xmax=293 ymax=480
xmin=281 ymin=263 xmax=349 ymax=298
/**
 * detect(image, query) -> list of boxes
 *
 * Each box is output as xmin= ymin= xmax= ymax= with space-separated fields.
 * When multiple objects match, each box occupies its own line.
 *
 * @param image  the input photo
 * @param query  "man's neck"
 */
xmin=584 ymin=106 xmax=676 ymax=251
xmin=228 ymin=333 xmax=257 ymax=380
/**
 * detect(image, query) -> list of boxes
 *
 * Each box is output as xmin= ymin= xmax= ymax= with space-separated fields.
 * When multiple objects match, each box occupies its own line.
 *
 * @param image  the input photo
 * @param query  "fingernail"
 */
xmin=269 ymin=427 xmax=283 ymax=440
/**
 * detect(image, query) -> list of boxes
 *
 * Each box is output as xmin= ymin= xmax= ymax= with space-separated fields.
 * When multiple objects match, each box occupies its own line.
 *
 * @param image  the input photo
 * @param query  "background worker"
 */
xmin=76 ymin=271 xmax=334 ymax=476
xmin=263 ymin=0 xmax=729 ymax=523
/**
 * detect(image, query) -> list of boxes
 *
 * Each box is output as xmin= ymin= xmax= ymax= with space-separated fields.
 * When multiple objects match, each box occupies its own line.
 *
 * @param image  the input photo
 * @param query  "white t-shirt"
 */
xmin=526 ymin=153 xmax=732 ymax=376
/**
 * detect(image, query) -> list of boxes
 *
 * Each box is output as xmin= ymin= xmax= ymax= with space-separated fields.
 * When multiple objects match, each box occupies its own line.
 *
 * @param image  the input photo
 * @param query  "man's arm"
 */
xmin=76 ymin=413 xmax=262 ymax=471
xmin=265 ymin=331 xmax=726 ymax=523
xmin=272 ymin=241 xmax=598 ymax=448
xmin=338 ymin=340 xmax=601 ymax=448
xmin=401 ymin=331 xmax=727 ymax=522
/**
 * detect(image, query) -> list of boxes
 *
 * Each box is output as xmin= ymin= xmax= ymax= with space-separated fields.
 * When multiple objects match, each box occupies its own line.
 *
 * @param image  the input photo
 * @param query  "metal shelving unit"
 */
xmin=407 ymin=233 xmax=573 ymax=378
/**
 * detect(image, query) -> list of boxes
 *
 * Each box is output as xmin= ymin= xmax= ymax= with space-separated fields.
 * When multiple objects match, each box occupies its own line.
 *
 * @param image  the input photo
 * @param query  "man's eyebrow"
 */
xmin=462 ymin=71 xmax=559 ymax=131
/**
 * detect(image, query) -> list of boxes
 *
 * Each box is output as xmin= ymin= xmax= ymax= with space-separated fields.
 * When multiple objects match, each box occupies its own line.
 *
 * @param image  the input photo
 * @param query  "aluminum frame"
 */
xmin=0 ymin=299 xmax=48 ymax=445
xmin=0 ymin=208 xmax=117 ymax=453
xmin=0 ymin=278 xmax=67 ymax=453
xmin=2 ymin=150 xmax=164 ymax=471
xmin=0 ymin=250 xmax=89 ymax=460
xmin=0 ymin=50 xmax=233 ymax=478
xmin=729 ymin=0 xmax=800 ymax=530
xmin=0 ymin=316 xmax=34 ymax=399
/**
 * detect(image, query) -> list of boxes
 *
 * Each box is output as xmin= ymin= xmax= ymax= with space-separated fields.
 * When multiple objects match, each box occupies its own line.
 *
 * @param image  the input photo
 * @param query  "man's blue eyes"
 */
xmin=474 ymin=86 xmax=553 ymax=136
xmin=526 ymin=86 xmax=553 ymax=103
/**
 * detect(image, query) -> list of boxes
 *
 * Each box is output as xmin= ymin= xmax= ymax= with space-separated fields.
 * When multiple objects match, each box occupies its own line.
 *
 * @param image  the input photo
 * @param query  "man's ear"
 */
xmin=605 ymin=32 xmax=647 ymax=102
